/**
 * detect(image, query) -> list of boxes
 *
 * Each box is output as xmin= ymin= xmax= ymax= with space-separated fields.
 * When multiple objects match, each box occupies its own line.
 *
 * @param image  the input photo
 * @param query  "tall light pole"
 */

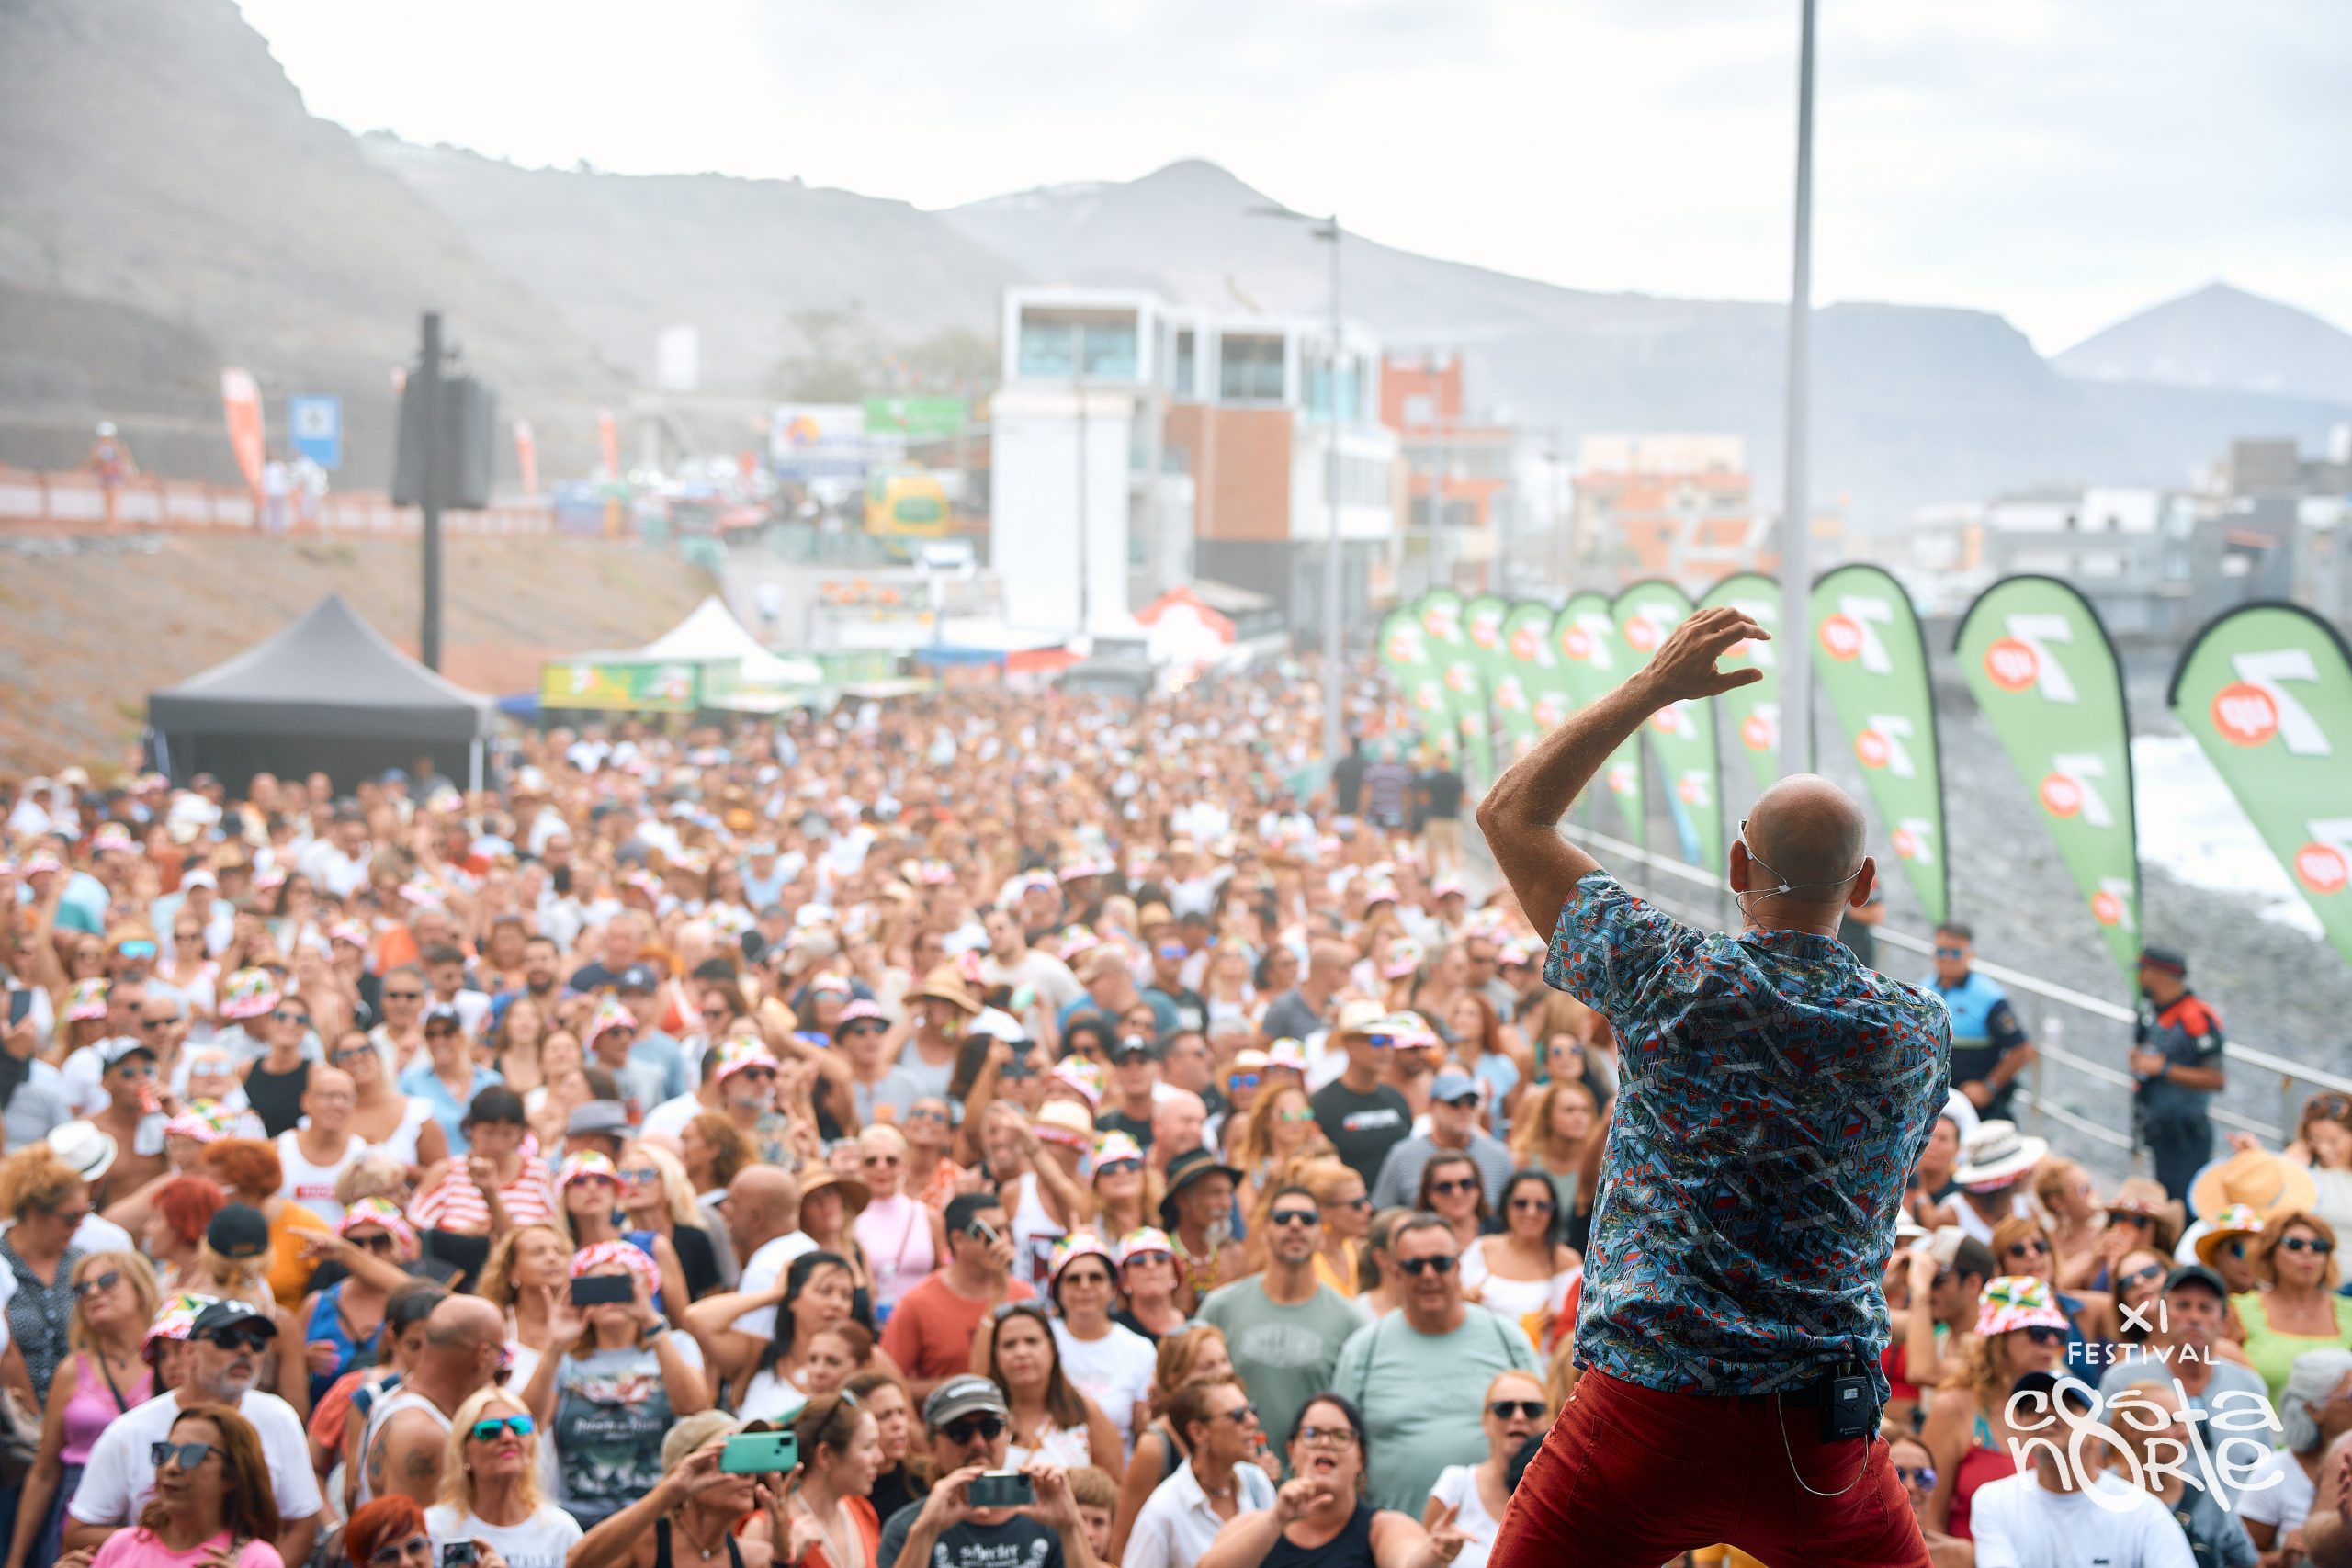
xmin=1776 ymin=0 xmax=1819 ymax=778
xmin=1248 ymin=204 xmax=1346 ymax=764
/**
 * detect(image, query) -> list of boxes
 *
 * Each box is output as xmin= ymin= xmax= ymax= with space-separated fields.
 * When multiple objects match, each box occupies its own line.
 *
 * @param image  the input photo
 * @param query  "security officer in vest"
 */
xmin=1928 ymin=922 xmax=2036 ymax=1120
xmin=2132 ymin=943 xmax=2228 ymax=1202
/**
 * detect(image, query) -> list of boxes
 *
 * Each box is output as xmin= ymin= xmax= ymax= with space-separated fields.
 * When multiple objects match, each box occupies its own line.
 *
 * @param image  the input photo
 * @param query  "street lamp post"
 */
xmin=1777 ymin=0 xmax=1819 ymax=778
xmin=1250 ymin=204 xmax=1346 ymax=767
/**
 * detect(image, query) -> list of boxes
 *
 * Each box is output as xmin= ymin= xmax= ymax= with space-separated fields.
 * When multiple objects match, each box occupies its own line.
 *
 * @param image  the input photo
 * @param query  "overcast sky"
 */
xmin=233 ymin=0 xmax=2349 ymax=354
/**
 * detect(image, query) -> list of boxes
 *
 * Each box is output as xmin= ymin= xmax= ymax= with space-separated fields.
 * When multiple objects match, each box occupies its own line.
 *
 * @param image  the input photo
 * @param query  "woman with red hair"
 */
xmin=141 ymin=1176 xmax=227 ymax=1292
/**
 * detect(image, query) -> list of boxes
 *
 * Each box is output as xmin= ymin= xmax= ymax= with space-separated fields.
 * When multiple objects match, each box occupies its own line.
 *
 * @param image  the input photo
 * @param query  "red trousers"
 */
xmin=1488 ymin=1370 xmax=1932 ymax=1568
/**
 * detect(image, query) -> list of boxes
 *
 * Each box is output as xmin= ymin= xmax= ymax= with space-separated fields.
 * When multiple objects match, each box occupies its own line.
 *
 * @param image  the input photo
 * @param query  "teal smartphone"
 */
xmin=719 ymin=1430 xmax=799 ymax=1473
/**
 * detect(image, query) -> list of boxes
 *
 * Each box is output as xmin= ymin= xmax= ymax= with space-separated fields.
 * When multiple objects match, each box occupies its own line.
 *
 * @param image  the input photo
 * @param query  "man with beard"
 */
xmin=67 ymin=1299 xmax=324 ymax=1562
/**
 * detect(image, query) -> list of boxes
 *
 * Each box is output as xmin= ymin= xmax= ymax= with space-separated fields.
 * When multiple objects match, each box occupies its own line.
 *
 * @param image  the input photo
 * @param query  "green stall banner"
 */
xmin=1419 ymin=588 xmax=1495 ymax=782
xmin=1955 ymin=576 xmax=2143 ymax=982
xmin=1553 ymin=590 xmax=1646 ymax=851
xmin=1501 ymin=600 xmax=1568 ymax=757
xmin=538 ymin=658 xmax=703 ymax=713
xmin=1697 ymin=571 xmax=1783 ymax=795
xmin=1807 ymin=565 xmax=1951 ymax=926
xmin=1376 ymin=604 xmax=1453 ymax=760
xmin=1464 ymin=593 xmax=1532 ymax=761
xmin=2168 ymin=602 xmax=2352 ymax=975
xmin=1611 ymin=580 xmax=1725 ymax=874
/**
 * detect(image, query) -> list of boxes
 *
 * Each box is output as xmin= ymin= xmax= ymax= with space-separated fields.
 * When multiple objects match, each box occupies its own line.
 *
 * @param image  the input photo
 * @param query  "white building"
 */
xmin=992 ymin=286 xmax=1397 ymax=645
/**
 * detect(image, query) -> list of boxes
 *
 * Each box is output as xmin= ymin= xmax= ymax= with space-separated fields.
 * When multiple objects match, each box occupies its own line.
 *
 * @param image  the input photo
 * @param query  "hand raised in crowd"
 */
xmin=1022 ymin=1461 xmax=1082 ymax=1533
xmin=1423 ymin=1501 xmax=1471 ymax=1564
xmin=1635 ymin=604 xmax=1770 ymax=706
xmin=1273 ymin=1474 xmax=1334 ymax=1526
xmin=920 ymin=1463 xmax=993 ymax=1529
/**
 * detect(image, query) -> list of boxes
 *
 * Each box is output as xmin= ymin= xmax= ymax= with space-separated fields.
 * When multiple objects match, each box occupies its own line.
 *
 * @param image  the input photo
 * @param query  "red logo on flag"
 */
xmin=2211 ymin=682 xmax=2279 ymax=748
xmin=1740 ymin=714 xmax=1772 ymax=751
xmin=2038 ymin=773 xmax=2084 ymax=818
xmin=1819 ymin=615 xmax=1863 ymax=661
xmin=2297 ymin=843 xmax=2349 ymax=896
xmin=1984 ymin=637 xmax=2038 ymax=693
xmin=1891 ymin=825 xmax=1920 ymax=860
xmin=1855 ymin=728 xmax=1891 ymax=769
xmin=1560 ymin=626 xmax=1593 ymax=661
xmin=2090 ymin=888 xmax=2125 ymax=926
xmin=1624 ymin=618 xmax=1658 ymax=653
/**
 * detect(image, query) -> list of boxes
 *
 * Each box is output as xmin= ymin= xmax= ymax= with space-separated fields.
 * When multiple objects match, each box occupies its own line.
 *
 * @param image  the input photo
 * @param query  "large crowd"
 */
xmin=0 ymin=668 xmax=2349 ymax=1568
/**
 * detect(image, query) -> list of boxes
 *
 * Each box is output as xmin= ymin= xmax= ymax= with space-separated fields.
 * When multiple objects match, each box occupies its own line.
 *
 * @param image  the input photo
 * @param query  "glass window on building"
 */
xmin=1173 ymin=330 xmax=1196 ymax=397
xmin=1220 ymin=333 xmax=1285 ymax=401
xmin=1018 ymin=316 xmax=1079 ymax=378
xmin=1082 ymin=321 xmax=1138 ymax=379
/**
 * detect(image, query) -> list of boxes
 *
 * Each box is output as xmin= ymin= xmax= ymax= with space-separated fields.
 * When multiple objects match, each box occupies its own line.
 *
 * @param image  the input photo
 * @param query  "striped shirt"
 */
xmin=408 ymin=1156 xmax=558 ymax=1234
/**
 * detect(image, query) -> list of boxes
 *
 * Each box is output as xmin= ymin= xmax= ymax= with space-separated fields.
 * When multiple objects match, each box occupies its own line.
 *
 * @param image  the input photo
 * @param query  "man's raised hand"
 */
xmin=1637 ymin=606 xmax=1770 ymax=706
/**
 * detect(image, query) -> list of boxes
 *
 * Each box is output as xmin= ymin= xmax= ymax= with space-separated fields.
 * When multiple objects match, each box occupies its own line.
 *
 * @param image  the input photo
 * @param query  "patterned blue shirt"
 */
xmin=1545 ymin=873 xmax=1949 ymax=1397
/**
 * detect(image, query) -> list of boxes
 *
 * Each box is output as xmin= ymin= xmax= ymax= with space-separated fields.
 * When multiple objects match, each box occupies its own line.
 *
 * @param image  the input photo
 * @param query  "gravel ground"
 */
xmin=1465 ymin=645 xmax=2352 ymax=1184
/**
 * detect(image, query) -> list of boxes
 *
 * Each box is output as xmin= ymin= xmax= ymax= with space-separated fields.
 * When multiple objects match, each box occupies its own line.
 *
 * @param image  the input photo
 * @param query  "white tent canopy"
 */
xmin=638 ymin=596 xmax=822 ymax=687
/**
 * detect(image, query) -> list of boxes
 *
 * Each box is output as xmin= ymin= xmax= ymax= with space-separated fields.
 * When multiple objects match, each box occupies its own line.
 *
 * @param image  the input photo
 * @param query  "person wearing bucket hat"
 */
xmin=1158 ymin=1148 xmax=1245 ymax=1314
xmin=2192 ymin=1203 xmax=2267 ymax=1289
xmin=1915 ymin=1274 xmax=2071 ymax=1539
xmin=1033 ymin=1235 xmax=1155 ymax=1452
xmin=2131 ymin=942 xmax=2228 ymax=1204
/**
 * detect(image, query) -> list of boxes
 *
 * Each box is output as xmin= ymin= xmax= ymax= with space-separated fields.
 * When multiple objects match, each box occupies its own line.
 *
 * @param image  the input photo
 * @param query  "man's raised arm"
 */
xmin=1476 ymin=607 xmax=1766 ymax=937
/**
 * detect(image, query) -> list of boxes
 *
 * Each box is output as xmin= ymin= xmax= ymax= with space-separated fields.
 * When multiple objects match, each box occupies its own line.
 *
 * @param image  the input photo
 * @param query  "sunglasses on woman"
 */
xmin=469 ymin=1414 xmax=537 ymax=1441
xmin=2282 ymin=1236 xmax=2336 ymax=1255
xmin=1277 ymin=1109 xmax=1317 ymax=1124
xmin=1488 ymin=1400 xmax=1545 ymax=1420
xmin=620 ymin=1167 xmax=662 ymax=1185
xmin=368 ymin=1534 xmax=435 ymax=1568
xmin=2006 ymin=1238 xmax=2052 ymax=1258
xmin=1894 ymin=1465 xmax=1937 ymax=1488
xmin=350 ymin=1231 xmax=398 ymax=1256
xmin=1428 ymin=1179 xmax=1479 ymax=1197
xmin=1096 ymin=1158 xmax=1142 ymax=1177
xmin=72 ymin=1269 xmax=122 ymax=1300
xmin=1228 ymin=1073 xmax=1261 ymax=1090
xmin=2023 ymin=1325 xmax=2067 ymax=1346
xmin=150 ymin=1440 xmax=222 ymax=1470
xmin=1508 ymin=1196 xmax=1556 ymax=1213
xmin=2118 ymin=1262 xmax=2166 ymax=1291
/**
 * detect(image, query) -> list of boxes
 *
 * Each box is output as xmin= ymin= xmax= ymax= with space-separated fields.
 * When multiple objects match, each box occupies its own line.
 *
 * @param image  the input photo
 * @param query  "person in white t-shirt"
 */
xmin=276 ymin=1068 xmax=363 ymax=1224
xmin=66 ymin=1299 xmax=323 ymax=1565
xmin=721 ymin=1166 xmax=816 ymax=1340
xmin=424 ymin=1386 xmax=583 ymax=1568
xmin=1426 ymin=1371 xmax=1551 ymax=1568
xmin=1966 ymin=1372 xmax=2194 ymax=1568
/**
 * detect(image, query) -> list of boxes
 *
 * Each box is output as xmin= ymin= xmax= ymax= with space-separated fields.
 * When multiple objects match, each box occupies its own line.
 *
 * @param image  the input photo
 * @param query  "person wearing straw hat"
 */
xmin=900 ymin=966 xmax=980 ymax=1102
xmin=1948 ymin=1121 xmax=2049 ymax=1244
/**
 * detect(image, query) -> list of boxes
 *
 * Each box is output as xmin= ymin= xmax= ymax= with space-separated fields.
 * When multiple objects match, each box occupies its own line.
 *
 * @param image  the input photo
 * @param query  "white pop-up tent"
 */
xmin=539 ymin=596 xmax=823 ymax=716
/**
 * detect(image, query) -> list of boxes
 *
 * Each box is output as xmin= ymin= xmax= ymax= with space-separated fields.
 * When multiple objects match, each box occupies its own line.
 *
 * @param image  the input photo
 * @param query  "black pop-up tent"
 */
xmin=148 ymin=594 xmax=498 ymax=794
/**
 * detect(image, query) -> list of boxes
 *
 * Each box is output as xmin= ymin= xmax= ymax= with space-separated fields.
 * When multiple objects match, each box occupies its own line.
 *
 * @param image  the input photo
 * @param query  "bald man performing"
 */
xmin=1478 ymin=606 xmax=1950 ymax=1567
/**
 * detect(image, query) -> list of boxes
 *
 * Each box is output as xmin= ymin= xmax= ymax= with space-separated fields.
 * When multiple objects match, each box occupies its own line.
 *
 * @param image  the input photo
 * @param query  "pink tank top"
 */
xmin=63 ymin=1352 xmax=155 ymax=1464
xmin=856 ymin=1194 xmax=936 ymax=1310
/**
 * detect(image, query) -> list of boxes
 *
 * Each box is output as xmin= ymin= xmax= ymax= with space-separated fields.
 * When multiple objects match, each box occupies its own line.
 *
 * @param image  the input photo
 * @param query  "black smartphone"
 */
xmin=570 ymin=1274 xmax=634 ymax=1306
xmin=6 ymin=988 xmax=30 ymax=1028
xmin=967 ymin=1471 xmax=1033 ymax=1509
xmin=442 ymin=1547 xmax=478 ymax=1568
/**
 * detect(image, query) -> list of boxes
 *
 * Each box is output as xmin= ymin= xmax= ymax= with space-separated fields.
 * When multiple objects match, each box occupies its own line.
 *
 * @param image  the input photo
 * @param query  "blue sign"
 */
xmin=288 ymin=394 xmax=343 ymax=470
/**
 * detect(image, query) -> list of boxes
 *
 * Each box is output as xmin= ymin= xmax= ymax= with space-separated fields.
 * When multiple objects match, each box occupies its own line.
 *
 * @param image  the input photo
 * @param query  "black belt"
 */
xmin=1734 ymin=1366 xmax=1873 ymax=1411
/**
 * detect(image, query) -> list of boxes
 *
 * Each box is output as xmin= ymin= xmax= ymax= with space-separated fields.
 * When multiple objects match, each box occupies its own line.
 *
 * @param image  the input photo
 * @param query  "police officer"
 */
xmin=1928 ymin=922 xmax=2036 ymax=1119
xmin=2132 ymin=944 xmax=2227 ymax=1203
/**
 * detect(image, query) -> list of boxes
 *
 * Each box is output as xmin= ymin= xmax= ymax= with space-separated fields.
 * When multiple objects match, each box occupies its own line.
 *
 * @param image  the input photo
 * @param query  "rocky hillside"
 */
xmin=0 ymin=0 xmax=623 ymax=485
xmin=0 ymin=534 xmax=711 ymax=771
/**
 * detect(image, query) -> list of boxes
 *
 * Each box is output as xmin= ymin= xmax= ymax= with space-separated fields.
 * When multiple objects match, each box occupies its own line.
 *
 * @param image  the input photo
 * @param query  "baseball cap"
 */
xmin=100 ymin=1037 xmax=158 ymax=1069
xmin=2008 ymin=1369 xmax=2097 ymax=1417
xmin=1430 ymin=1069 xmax=1479 ymax=1105
xmin=924 ymin=1374 xmax=1010 ymax=1428
xmin=1113 ymin=1035 xmax=1159 ymax=1064
xmin=1331 ymin=999 xmax=1389 ymax=1039
xmin=206 ymin=1205 xmax=271 ymax=1260
xmin=617 ymin=964 xmax=661 ymax=992
xmin=2139 ymin=945 xmax=2188 ymax=976
xmin=566 ymin=1100 xmax=632 ymax=1139
xmin=2163 ymin=1263 xmax=2229 ymax=1300
xmin=190 ymin=1297 xmax=278 ymax=1342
